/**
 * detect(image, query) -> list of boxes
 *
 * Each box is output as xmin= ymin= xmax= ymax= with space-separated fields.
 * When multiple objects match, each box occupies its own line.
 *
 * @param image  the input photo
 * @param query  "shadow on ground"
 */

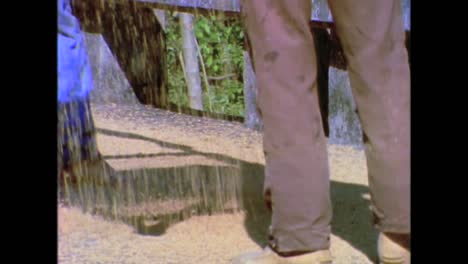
xmin=60 ymin=127 xmax=377 ymax=262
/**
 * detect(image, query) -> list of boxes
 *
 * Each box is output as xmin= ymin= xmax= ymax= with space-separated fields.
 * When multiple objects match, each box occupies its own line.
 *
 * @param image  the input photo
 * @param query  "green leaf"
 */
xmin=195 ymin=30 xmax=203 ymax=39
xmin=206 ymin=57 xmax=213 ymax=67
xmin=203 ymin=23 xmax=211 ymax=34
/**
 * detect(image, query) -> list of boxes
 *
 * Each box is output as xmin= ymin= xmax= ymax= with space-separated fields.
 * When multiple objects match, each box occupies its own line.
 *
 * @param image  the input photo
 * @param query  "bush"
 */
xmin=165 ymin=13 xmax=245 ymax=117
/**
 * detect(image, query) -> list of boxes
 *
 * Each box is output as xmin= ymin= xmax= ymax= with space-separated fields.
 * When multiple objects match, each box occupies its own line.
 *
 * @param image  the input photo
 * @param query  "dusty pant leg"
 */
xmin=79 ymin=97 xmax=100 ymax=163
xmin=58 ymin=100 xmax=82 ymax=171
xmin=58 ymin=96 xmax=99 ymax=169
xmin=327 ymin=0 xmax=410 ymax=233
xmin=241 ymin=0 xmax=332 ymax=252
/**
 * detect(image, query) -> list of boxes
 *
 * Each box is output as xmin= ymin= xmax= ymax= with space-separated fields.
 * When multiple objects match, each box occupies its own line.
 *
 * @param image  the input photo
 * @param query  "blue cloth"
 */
xmin=57 ymin=0 xmax=93 ymax=103
xmin=57 ymin=0 xmax=98 ymax=168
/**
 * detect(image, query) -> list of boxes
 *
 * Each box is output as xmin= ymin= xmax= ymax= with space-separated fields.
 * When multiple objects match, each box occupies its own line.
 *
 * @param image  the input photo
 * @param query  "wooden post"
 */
xmin=243 ymin=34 xmax=263 ymax=130
xmin=243 ymin=51 xmax=262 ymax=130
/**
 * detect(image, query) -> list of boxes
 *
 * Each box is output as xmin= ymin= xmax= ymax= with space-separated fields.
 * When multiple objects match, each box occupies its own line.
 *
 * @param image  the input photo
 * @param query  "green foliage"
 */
xmin=204 ymin=78 xmax=244 ymax=116
xmin=165 ymin=13 xmax=189 ymax=108
xmin=165 ymin=13 xmax=245 ymax=117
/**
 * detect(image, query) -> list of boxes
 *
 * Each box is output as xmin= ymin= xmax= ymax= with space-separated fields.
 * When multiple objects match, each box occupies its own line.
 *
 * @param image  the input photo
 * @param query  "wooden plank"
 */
xmin=106 ymin=0 xmax=241 ymax=13
xmin=72 ymin=0 xmax=410 ymax=124
xmin=94 ymin=0 xmax=335 ymax=29
xmin=77 ymin=0 xmax=408 ymax=72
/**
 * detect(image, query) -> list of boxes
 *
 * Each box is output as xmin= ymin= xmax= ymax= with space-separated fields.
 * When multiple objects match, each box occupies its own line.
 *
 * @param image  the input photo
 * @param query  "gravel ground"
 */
xmin=58 ymin=103 xmax=376 ymax=264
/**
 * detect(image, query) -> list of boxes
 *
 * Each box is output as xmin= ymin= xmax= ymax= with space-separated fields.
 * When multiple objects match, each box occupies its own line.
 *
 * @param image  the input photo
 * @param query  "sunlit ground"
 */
xmin=58 ymin=103 xmax=376 ymax=264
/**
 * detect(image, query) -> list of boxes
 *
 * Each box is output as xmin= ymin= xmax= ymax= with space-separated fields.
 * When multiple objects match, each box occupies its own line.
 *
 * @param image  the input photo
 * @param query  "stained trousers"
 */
xmin=241 ymin=0 xmax=410 ymax=252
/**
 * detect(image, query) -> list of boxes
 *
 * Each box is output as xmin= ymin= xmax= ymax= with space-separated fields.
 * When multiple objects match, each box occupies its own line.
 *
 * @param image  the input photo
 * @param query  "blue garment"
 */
xmin=57 ymin=0 xmax=98 ymax=168
xmin=57 ymin=0 xmax=93 ymax=103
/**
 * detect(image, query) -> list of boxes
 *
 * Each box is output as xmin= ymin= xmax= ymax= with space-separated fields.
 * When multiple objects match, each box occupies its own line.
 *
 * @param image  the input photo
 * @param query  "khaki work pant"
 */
xmin=241 ymin=0 xmax=410 ymax=252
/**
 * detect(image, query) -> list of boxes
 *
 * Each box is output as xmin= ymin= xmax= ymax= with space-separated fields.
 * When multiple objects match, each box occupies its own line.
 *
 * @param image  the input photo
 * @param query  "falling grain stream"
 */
xmin=59 ymin=103 xmax=378 ymax=264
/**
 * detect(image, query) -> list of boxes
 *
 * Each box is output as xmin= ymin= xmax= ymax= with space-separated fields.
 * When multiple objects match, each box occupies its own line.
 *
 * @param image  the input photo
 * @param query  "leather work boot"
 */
xmin=231 ymin=247 xmax=332 ymax=264
xmin=378 ymin=233 xmax=410 ymax=264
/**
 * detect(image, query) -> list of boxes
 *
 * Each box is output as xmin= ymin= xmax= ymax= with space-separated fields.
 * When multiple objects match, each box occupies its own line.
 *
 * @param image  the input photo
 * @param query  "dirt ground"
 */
xmin=58 ymin=103 xmax=376 ymax=264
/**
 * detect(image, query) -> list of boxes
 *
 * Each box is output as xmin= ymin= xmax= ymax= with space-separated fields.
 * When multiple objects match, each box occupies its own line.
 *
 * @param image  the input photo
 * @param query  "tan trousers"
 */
xmin=241 ymin=0 xmax=410 ymax=252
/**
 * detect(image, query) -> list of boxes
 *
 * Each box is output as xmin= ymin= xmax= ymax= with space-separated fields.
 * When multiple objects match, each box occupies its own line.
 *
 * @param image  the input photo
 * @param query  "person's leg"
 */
xmin=58 ymin=0 xmax=116 ymax=209
xmin=58 ymin=99 xmax=86 ymax=179
xmin=326 ymin=0 xmax=410 ymax=262
xmin=59 ymin=97 xmax=117 ymax=210
xmin=78 ymin=96 xmax=100 ymax=163
xmin=240 ymin=0 xmax=331 ymax=255
xmin=58 ymin=99 xmax=87 ymax=204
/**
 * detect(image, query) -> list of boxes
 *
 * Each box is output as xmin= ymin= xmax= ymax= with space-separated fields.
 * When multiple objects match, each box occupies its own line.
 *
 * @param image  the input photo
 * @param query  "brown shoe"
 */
xmin=231 ymin=247 xmax=332 ymax=264
xmin=378 ymin=233 xmax=410 ymax=264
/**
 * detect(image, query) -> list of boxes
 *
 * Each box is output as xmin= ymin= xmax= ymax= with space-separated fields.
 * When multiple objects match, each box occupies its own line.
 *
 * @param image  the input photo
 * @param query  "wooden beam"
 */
xmin=72 ymin=0 xmax=410 ymax=124
xmin=77 ymin=0 xmax=409 ymax=72
xmin=81 ymin=0 xmax=335 ymax=29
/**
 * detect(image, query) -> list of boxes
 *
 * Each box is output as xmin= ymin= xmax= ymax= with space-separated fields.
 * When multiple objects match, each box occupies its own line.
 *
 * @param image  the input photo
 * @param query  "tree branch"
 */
xmin=207 ymin=73 xmax=236 ymax=81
